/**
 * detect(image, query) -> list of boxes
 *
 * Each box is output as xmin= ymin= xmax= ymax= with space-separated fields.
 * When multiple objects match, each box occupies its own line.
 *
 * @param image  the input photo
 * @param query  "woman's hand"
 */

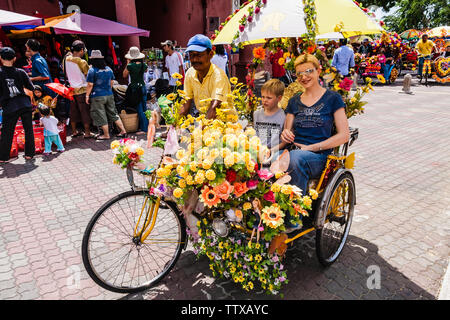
xmin=85 ymin=95 xmax=90 ymax=105
xmin=281 ymin=129 xmax=295 ymax=144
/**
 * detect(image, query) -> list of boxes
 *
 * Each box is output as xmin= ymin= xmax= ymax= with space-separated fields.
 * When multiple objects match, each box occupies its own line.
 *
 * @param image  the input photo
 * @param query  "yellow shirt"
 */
xmin=184 ymin=63 xmax=231 ymax=113
xmin=415 ymin=40 xmax=435 ymax=56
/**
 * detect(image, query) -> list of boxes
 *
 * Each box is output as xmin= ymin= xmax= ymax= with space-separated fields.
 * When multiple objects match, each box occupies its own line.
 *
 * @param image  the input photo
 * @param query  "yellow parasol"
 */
xmin=213 ymin=0 xmax=383 ymax=45
xmin=426 ymin=26 xmax=449 ymax=38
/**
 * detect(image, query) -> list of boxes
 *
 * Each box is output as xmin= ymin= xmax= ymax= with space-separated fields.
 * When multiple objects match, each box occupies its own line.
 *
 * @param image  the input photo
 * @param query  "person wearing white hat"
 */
xmin=123 ymin=46 xmax=148 ymax=135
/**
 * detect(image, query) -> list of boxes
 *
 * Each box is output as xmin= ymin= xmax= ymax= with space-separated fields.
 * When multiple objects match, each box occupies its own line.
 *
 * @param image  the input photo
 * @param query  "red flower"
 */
xmin=254 ymin=162 xmax=259 ymax=172
xmin=226 ymin=169 xmax=237 ymax=183
xmin=339 ymin=78 xmax=353 ymax=91
xmin=255 ymin=7 xmax=260 ymax=14
xmin=263 ymin=191 xmax=275 ymax=203
xmin=248 ymin=15 xmax=253 ymax=23
xmin=239 ymin=24 xmax=245 ymax=32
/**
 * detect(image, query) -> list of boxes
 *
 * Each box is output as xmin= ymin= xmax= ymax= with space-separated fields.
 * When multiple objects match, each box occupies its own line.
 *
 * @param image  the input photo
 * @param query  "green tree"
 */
xmin=361 ymin=0 xmax=450 ymax=32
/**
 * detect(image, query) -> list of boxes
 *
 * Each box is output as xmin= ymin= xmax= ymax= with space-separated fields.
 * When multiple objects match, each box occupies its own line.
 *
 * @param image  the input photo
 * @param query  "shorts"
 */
xmin=90 ymin=94 xmax=119 ymax=127
xmin=70 ymin=93 xmax=92 ymax=125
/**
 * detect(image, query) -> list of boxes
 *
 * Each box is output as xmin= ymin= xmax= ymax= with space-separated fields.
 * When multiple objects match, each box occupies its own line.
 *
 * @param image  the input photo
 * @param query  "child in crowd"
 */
xmin=253 ymin=79 xmax=287 ymax=158
xmin=38 ymin=103 xmax=65 ymax=155
xmin=32 ymin=85 xmax=56 ymax=120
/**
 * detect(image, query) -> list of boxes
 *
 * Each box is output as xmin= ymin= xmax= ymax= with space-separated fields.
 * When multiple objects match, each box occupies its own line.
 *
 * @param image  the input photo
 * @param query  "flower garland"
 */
xmin=301 ymin=0 xmax=318 ymax=51
xmin=211 ymin=0 xmax=267 ymax=49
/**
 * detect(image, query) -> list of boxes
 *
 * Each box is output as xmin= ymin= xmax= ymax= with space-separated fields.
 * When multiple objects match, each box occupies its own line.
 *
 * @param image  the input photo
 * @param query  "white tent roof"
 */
xmin=0 ymin=9 xmax=42 ymax=26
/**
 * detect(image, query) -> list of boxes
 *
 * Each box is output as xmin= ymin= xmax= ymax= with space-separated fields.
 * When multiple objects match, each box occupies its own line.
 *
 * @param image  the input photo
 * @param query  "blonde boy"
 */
xmin=253 ymin=79 xmax=286 ymax=155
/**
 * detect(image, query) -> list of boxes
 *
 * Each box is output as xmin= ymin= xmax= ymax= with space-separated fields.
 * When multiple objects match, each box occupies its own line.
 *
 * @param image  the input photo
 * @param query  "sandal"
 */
xmin=116 ymin=133 xmax=127 ymax=138
xmin=71 ymin=132 xmax=83 ymax=138
xmin=96 ymin=135 xmax=111 ymax=141
xmin=84 ymin=133 xmax=96 ymax=139
xmin=24 ymin=156 xmax=34 ymax=160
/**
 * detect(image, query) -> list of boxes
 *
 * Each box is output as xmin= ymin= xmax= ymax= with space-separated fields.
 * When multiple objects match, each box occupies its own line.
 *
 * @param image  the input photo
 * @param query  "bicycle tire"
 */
xmin=315 ymin=172 xmax=355 ymax=267
xmin=82 ymin=190 xmax=186 ymax=294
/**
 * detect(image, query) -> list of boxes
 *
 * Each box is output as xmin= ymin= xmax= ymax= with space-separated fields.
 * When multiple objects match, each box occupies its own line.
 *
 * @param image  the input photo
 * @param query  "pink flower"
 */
xmin=248 ymin=15 xmax=253 ymax=23
xmin=247 ymin=180 xmax=259 ymax=190
xmin=255 ymin=7 xmax=260 ymax=14
xmin=263 ymin=191 xmax=275 ymax=203
xmin=339 ymin=78 xmax=353 ymax=91
xmin=257 ymin=169 xmax=274 ymax=181
xmin=239 ymin=24 xmax=245 ymax=32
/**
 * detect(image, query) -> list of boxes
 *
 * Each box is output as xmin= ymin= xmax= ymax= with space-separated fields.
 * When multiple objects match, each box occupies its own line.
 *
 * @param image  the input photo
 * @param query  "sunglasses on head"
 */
xmin=296 ymin=68 xmax=315 ymax=77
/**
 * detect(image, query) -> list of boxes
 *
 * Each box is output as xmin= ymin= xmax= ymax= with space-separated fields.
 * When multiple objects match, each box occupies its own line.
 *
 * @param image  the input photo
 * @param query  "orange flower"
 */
xmin=200 ymin=185 xmax=221 ymax=208
xmin=235 ymin=209 xmax=243 ymax=221
xmin=233 ymin=181 xmax=249 ymax=198
xmin=253 ymin=47 xmax=266 ymax=60
xmin=213 ymin=180 xmax=234 ymax=200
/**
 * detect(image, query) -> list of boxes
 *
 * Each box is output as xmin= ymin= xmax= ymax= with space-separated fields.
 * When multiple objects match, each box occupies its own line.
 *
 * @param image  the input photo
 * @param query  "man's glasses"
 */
xmin=296 ymin=68 xmax=315 ymax=77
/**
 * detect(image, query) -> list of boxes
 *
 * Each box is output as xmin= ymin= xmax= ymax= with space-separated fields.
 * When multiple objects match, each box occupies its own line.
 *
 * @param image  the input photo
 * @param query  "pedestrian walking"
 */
xmin=0 ymin=47 xmax=35 ymax=163
xmin=331 ymin=39 xmax=355 ymax=77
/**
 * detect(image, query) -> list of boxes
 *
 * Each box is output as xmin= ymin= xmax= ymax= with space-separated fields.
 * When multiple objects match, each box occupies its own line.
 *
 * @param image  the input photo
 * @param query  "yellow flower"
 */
xmin=175 ymin=149 xmax=185 ymax=160
xmin=135 ymin=147 xmax=144 ymax=156
xmin=230 ymin=77 xmax=238 ymax=85
xmin=123 ymin=146 xmax=130 ymax=154
xmin=224 ymin=154 xmax=235 ymax=168
xmin=178 ymin=179 xmax=186 ymax=188
xmin=172 ymin=72 xmax=183 ymax=79
xmin=189 ymin=161 xmax=198 ymax=172
xmin=302 ymin=195 xmax=312 ymax=207
xmin=195 ymin=171 xmax=205 ymax=184
xmin=243 ymin=202 xmax=252 ymax=211
xmin=110 ymin=140 xmax=120 ymax=149
xmin=309 ymin=189 xmax=319 ymax=200
xmin=206 ymin=169 xmax=216 ymax=181
xmin=271 ymin=183 xmax=281 ymax=193
xmin=167 ymin=93 xmax=176 ymax=101
xmin=202 ymin=158 xmax=213 ymax=170
xmin=186 ymin=175 xmax=194 ymax=185
xmin=281 ymin=185 xmax=293 ymax=195
xmin=246 ymin=160 xmax=256 ymax=172
xmin=173 ymin=188 xmax=183 ymax=198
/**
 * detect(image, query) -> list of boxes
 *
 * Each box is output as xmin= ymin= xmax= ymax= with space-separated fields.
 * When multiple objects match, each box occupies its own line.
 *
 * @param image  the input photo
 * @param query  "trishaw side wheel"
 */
xmin=81 ymin=190 xmax=186 ymax=293
xmin=315 ymin=172 xmax=355 ymax=267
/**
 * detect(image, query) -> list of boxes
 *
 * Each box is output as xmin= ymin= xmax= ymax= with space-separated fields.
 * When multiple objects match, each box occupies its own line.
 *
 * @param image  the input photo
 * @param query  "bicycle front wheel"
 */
xmin=82 ymin=190 xmax=186 ymax=293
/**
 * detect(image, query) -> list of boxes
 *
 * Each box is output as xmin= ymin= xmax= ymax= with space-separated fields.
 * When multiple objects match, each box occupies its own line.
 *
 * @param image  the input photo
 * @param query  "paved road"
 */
xmin=0 ymin=78 xmax=449 ymax=300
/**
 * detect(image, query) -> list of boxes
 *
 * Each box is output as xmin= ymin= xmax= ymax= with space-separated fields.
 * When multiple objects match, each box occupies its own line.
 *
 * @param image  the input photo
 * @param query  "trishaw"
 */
xmin=81 ymin=121 xmax=359 ymax=294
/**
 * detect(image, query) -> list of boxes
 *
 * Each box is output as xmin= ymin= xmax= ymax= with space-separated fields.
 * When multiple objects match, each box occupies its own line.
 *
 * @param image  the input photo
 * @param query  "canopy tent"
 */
xmin=400 ymin=29 xmax=422 ymax=40
xmin=425 ymin=26 xmax=449 ymax=38
xmin=213 ymin=0 xmax=383 ymax=45
xmin=5 ymin=12 xmax=149 ymax=37
xmin=0 ymin=9 xmax=43 ymax=26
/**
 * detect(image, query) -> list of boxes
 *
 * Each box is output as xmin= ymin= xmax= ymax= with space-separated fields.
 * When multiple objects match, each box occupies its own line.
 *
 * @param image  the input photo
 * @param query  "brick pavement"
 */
xmin=0 ymin=78 xmax=449 ymax=300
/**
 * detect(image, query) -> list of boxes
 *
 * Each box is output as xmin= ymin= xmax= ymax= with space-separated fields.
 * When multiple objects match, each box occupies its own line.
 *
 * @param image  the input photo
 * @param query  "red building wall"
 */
xmin=0 ymin=0 xmax=60 ymax=17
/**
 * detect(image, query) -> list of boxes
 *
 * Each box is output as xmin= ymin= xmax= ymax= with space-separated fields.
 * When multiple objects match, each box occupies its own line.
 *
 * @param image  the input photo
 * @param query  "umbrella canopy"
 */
xmin=5 ymin=12 xmax=149 ymax=37
xmin=349 ymin=35 xmax=373 ymax=43
xmin=400 ymin=29 xmax=422 ymax=40
xmin=426 ymin=26 xmax=449 ymax=38
xmin=0 ymin=9 xmax=43 ymax=26
xmin=213 ymin=0 xmax=383 ymax=45
xmin=45 ymin=82 xmax=74 ymax=101
xmin=52 ymin=12 xmax=149 ymax=37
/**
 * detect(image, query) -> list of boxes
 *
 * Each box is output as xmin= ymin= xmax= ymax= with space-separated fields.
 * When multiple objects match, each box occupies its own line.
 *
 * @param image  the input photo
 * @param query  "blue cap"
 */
xmin=186 ymin=34 xmax=212 ymax=53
